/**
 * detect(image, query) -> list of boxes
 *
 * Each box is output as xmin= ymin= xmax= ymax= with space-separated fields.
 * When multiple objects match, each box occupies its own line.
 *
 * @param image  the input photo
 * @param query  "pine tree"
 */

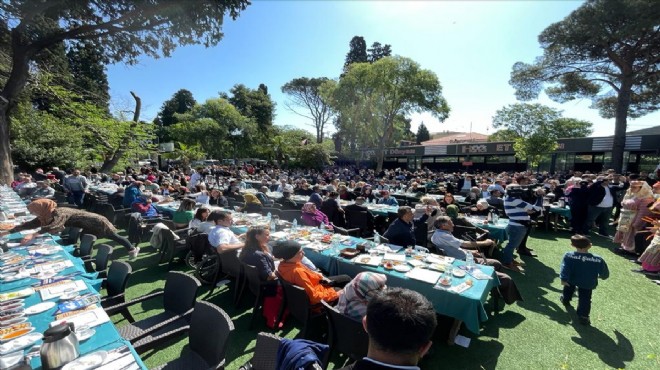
xmin=416 ymin=122 xmax=430 ymax=144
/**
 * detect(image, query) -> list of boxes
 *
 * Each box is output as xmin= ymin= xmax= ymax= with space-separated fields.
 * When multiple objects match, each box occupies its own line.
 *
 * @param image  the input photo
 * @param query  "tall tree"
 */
xmin=327 ymin=56 xmax=450 ymax=171
xmin=367 ymin=42 xmax=392 ymax=63
xmin=416 ymin=122 xmax=430 ymax=144
xmin=0 ymin=0 xmax=250 ymax=184
xmin=156 ymin=89 xmax=196 ymax=142
xmin=492 ymin=103 xmax=592 ymax=168
xmin=509 ymin=0 xmax=660 ymax=173
xmin=224 ymin=83 xmax=275 ymax=132
xmin=343 ymin=36 xmax=368 ymax=72
xmin=281 ymin=77 xmax=333 ymax=143
xmin=66 ymin=40 xmax=110 ymax=111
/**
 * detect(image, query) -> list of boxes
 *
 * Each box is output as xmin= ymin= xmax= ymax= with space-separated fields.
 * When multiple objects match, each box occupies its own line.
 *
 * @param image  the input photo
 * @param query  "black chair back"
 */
xmin=243 ymin=263 xmax=263 ymax=297
xmin=219 ymin=250 xmax=241 ymax=279
xmin=94 ymin=244 xmax=114 ymax=272
xmin=250 ymin=332 xmax=282 ymax=370
xmin=163 ymin=271 xmax=201 ymax=316
xmin=279 ymin=210 xmax=301 ymax=223
xmin=321 ymin=301 xmax=369 ymax=361
xmin=62 ymin=227 xmax=83 ymax=246
xmin=346 ymin=210 xmax=371 ymax=236
xmin=189 ymin=301 xmax=235 ymax=368
xmin=278 ymin=276 xmax=319 ymax=338
xmin=333 ymin=226 xmax=360 ymax=237
xmin=79 ymin=234 xmax=97 ymax=258
xmin=106 ymin=261 xmax=132 ymax=297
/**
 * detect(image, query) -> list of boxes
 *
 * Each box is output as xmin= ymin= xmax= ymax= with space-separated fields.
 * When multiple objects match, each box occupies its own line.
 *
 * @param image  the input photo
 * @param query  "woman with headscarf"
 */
xmin=301 ymin=202 xmax=333 ymax=230
xmin=335 ymin=272 xmax=387 ymax=321
xmin=5 ymin=199 xmax=140 ymax=258
xmin=614 ymin=181 xmax=654 ymax=254
xmin=241 ymin=193 xmax=263 ymax=213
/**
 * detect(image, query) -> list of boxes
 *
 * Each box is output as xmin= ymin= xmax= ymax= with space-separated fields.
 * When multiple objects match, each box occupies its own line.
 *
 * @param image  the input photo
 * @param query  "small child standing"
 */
xmin=559 ymin=234 xmax=609 ymax=325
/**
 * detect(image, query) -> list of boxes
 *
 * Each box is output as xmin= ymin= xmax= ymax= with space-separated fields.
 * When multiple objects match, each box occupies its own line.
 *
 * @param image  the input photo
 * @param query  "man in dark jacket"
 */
xmin=383 ymin=206 xmax=430 ymax=247
xmin=585 ymin=176 xmax=615 ymax=237
xmin=338 ymin=288 xmax=436 ymax=370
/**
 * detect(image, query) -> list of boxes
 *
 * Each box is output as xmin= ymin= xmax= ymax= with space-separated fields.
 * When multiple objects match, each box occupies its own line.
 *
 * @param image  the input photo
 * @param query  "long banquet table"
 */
xmin=0 ymin=188 xmax=146 ymax=370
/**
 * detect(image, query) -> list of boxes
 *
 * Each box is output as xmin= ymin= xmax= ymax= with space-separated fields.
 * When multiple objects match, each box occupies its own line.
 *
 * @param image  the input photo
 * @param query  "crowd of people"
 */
xmin=6 ymin=161 xmax=660 ymax=335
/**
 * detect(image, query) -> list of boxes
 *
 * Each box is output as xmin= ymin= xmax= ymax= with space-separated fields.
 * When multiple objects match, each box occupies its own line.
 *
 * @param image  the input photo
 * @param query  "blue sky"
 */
xmin=106 ymin=0 xmax=659 ymax=139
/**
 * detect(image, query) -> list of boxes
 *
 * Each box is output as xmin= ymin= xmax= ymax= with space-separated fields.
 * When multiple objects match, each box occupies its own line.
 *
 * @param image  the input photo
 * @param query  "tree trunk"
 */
xmin=0 ymin=112 xmax=13 ymax=185
xmin=99 ymin=91 xmax=141 ymax=173
xmin=611 ymin=79 xmax=633 ymax=173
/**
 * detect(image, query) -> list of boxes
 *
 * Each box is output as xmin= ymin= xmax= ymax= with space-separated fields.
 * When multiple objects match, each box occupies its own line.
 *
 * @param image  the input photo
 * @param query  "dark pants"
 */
xmin=519 ymin=225 xmax=532 ymax=250
xmin=68 ymin=191 xmax=85 ymax=207
xmin=105 ymin=231 xmax=136 ymax=252
xmin=562 ymin=284 xmax=593 ymax=318
xmin=570 ymin=205 xmax=588 ymax=233
xmin=585 ymin=205 xmax=612 ymax=236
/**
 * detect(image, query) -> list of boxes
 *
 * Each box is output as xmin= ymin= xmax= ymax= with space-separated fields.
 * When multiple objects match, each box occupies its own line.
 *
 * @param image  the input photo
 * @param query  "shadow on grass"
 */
xmin=571 ymin=321 xmax=634 ymax=368
xmin=514 ymin=256 xmax=571 ymax=325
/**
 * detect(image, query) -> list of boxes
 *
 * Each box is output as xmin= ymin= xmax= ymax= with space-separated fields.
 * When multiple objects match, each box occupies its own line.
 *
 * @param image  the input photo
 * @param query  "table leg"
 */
xmin=447 ymin=319 xmax=462 ymax=345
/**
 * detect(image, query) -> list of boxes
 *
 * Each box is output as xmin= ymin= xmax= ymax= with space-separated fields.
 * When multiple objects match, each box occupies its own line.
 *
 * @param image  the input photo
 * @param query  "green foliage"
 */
xmin=416 ymin=122 xmax=431 ymax=144
xmin=509 ymin=0 xmax=660 ymax=171
xmin=292 ymin=143 xmax=332 ymax=170
xmin=326 ymin=56 xmax=449 ymax=171
xmin=492 ymin=103 xmax=592 ymax=167
xmin=168 ymin=97 xmax=255 ymax=160
xmin=367 ymin=42 xmax=392 ymax=63
xmin=156 ymin=89 xmax=196 ymax=142
xmin=66 ymin=41 xmax=110 ymax=111
xmin=343 ymin=36 xmax=368 ymax=72
xmin=224 ymin=84 xmax=275 ymax=132
xmin=281 ymin=77 xmax=333 ymax=143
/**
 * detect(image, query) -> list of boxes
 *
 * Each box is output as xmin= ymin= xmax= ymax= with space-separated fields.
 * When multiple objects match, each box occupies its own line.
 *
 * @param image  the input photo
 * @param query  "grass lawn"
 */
xmin=102 ymin=227 xmax=660 ymax=370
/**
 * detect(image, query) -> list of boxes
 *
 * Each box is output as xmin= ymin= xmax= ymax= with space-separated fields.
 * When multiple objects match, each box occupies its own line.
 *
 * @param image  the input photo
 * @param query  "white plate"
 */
xmin=62 ymin=350 xmax=108 ymax=370
xmin=0 ymin=331 xmax=42 ymax=355
xmin=24 ymin=301 xmax=56 ymax=315
xmin=393 ymin=265 xmax=412 ymax=273
xmin=75 ymin=327 xmax=95 ymax=342
xmin=0 ymin=317 xmax=26 ymax=328
xmin=0 ymin=327 xmax=34 ymax=342
xmin=452 ymin=269 xmax=467 ymax=278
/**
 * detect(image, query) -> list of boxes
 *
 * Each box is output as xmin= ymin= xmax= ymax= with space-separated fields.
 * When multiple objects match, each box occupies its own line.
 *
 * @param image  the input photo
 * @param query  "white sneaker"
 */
xmin=128 ymin=247 xmax=140 ymax=260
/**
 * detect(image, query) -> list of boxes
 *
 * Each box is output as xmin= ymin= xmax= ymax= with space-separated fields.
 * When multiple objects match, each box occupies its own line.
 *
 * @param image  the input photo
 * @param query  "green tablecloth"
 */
xmin=465 ymin=217 xmax=509 ymax=244
xmin=549 ymin=206 xmax=571 ymax=220
xmin=302 ymin=238 xmax=499 ymax=334
xmin=0 ymin=236 xmax=147 ymax=370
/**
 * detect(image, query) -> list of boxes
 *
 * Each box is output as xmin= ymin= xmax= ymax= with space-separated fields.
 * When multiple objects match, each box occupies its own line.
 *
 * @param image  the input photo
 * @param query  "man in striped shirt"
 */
xmin=502 ymin=184 xmax=543 ymax=272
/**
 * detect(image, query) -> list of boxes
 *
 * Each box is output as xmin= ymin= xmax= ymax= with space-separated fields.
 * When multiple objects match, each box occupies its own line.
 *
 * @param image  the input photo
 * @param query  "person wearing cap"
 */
xmin=559 ymin=235 xmax=609 ymax=326
xmin=274 ymin=241 xmax=350 ymax=305
xmin=585 ymin=175 xmax=616 ymax=237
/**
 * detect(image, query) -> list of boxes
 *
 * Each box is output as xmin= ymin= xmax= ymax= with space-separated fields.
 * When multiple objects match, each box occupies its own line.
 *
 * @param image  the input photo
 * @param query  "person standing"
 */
xmin=63 ymin=169 xmax=88 ymax=207
xmin=559 ymin=235 xmax=609 ymax=326
xmin=502 ymin=184 xmax=543 ymax=272
xmin=584 ymin=176 xmax=615 ymax=237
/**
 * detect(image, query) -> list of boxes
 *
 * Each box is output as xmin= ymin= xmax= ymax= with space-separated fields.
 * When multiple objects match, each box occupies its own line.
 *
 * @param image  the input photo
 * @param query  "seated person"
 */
xmin=431 ymin=216 xmax=522 ymax=304
xmin=241 ymin=193 xmax=263 ymax=213
xmin=335 ymin=272 xmax=387 ymax=321
xmin=208 ymin=188 xmax=229 ymax=207
xmin=377 ymin=190 xmax=399 ymax=206
xmin=192 ymin=183 xmax=210 ymax=205
xmin=338 ymin=185 xmax=357 ymax=201
xmin=439 ymin=193 xmax=457 ymax=211
xmin=274 ymin=241 xmax=352 ymax=305
xmin=131 ymin=193 xmax=158 ymax=217
xmin=143 ymin=180 xmax=160 ymax=193
xmin=172 ymin=198 xmax=196 ymax=228
xmin=337 ymin=288 xmax=436 ymax=370
xmin=189 ymin=207 xmax=213 ymax=234
xmin=320 ymin=191 xmax=346 ymax=227
xmin=280 ymin=189 xmax=299 ymax=210
xmin=207 ymin=210 xmax=244 ymax=253
xmin=31 ymin=181 xmax=55 ymax=200
xmin=240 ymin=226 xmax=277 ymax=281
xmin=301 ymin=202 xmax=333 ymax=230
xmin=465 ymin=199 xmax=495 ymax=217
xmin=445 ymin=204 xmax=490 ymax=249
xmin=383 ymin=206 xmax=430 ymax=247
xmin=255 ymin=186 xmax=275 ymax=206
xmin=122 ymin=181 xmax=143 ymax=208
xmin=308 ymin=185 xmax=324 ymax=208
xmin=344 ymin=197 xmax=375 ymax=235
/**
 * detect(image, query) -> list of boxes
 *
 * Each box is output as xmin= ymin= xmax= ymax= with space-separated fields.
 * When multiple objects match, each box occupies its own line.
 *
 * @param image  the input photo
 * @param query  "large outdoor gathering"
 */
xmin=1 ymin=0 xmax=659 ymax=369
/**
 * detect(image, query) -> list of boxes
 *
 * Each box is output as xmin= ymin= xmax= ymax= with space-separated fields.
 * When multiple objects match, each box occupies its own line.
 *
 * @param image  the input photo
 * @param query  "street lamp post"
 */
xmin=230 ymin=128 xmax=243 ymax=166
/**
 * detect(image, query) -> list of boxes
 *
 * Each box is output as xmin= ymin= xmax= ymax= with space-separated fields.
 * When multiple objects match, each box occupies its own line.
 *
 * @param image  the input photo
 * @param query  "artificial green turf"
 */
xmin=99 ymin=227 xmax=660 ymax=370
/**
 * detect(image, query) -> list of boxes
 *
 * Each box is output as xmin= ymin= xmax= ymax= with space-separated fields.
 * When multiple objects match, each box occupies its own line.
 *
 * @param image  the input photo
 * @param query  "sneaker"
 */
xmin=215 ymin=279 xmax=231 ymax=288
xmin=128 ymin=247 xmax=140 ymax=260
xmin=502 ymin=263 xmax=524 ymax=273
xmin=559 ymin=295 xmax=571 ymax=307
xmin=578 ymin=316 xmax=591 ymax=326
xmin=512 ymin=259 xmax=526 ymax=267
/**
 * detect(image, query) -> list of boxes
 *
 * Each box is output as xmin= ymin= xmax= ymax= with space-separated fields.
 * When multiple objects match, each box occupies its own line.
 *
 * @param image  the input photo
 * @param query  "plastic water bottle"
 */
xmin=266 ymin=212 xmax=272 ymax=222
xmin=493 ymin=212 xmax=499 ymax=224
xmin=374 ymin=231 xmax=381 ymax=245
xmin=320 ymin=221 xmax=325 ymax=230
xmin=292 ymin=219 xmax=298 ymax=231
xmin=270 ymin=219 xmax=276 ymax=232
xmin=466 ymin=252 xmax=475 ymax=271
